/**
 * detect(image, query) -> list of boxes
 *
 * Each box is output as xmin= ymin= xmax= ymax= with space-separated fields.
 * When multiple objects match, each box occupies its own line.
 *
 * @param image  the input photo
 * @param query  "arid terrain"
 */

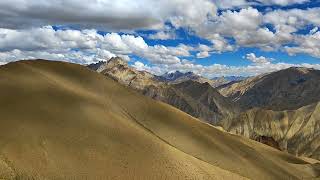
xmin=1 ymin=0 xmax=319 ymax=179
xmin=89 ymin=57 xmax=320 ymax=163
xmin=0 ymin=60 xmax=319 ymax=179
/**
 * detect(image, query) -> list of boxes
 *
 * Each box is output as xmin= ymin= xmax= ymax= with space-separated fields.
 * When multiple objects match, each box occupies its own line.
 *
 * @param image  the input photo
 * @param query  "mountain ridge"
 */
xmin=88 ymin=57 xmax=239 ymax=124
xmin=219 ymin=67 xmax=320 ymax=111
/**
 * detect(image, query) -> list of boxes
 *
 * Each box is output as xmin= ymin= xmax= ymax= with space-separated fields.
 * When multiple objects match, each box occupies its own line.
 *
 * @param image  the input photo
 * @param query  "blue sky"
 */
xmin=0 ymin=0 xmax=319 ymax=77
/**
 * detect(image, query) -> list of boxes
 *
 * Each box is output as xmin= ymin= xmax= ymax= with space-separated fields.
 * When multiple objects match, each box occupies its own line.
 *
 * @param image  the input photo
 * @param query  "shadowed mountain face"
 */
xmin=0 ymin=60 xmax=320 ymax=179
xmin=219 ymin=67 xmax=320 ymax=111
xmin=88 ymin=58 xmax=239 ymax=124
xmin=222 ymin=102 xmax=320 ymax=160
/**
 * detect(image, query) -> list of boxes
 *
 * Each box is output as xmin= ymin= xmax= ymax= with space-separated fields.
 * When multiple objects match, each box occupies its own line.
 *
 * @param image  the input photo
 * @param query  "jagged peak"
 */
xmin=161 ymin=71 xmax=198 ymax=81
xmin=107 ymin=57 xmax=128 ymax=66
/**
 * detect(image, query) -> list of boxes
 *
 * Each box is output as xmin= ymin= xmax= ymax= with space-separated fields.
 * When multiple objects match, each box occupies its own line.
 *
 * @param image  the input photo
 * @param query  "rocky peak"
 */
xmin=86 ymin=61 xmax=106 ymax=72
xmin=161 ymin=71 xmax=198 ymax=81
xmin=107 ymin=57 xmax=128 ymax=67
xmin=87 ymin=57 xmax=129 ymax=73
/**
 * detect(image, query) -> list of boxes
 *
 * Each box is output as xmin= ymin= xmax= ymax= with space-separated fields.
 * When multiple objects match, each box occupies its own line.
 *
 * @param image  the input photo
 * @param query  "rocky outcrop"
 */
xmin=88 ymin=57 xmax=162 ymax=91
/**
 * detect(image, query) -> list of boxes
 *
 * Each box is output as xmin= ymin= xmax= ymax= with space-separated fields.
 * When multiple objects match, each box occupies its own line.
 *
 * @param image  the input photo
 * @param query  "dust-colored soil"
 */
xmin=0 ymin=60 xmax=319 ymax=179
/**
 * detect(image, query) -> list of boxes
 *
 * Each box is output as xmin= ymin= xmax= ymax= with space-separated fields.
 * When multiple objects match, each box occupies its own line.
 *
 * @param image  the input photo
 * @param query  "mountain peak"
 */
xmin=107 ymin=57 xmax=128 ymax=66
xmin=287 ymin=66 xmax=314 ymax=74
xmin=161 ymin=71 xmax=197 ymax=81
xmin=87 ymin=57 xmax=128 ymax=73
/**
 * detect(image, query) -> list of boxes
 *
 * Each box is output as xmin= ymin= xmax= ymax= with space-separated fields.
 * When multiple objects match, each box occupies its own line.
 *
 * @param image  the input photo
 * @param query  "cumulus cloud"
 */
xmin=196 ymin=51 xmax=210 ymax=58
xmin=0 ymin=0 xmax=216 ymax=31
xmin=195 ymin=7 xmax=271 ymax=49
xmin=133 ymin=58 xmax=320 ymax=77
xmin=216 ymin=0 xmax=309 ymax=8
xmin=264 ymin=8 xmax=320 ymax=30
xmin=0 ymin=26 xmax=194 ymax=65
xmin=148 ymin=31 xmax=176 ymax=40
xmin=256 ymin=0 xmax=310 ymax=6
xmin=246 ymin=53 xmax=273 ymax=64
xmin=285 ymin=31 xmax=320 ymax=57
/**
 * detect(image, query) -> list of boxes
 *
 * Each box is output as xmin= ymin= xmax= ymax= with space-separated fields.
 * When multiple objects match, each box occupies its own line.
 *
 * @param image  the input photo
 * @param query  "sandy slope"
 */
xmin=0 ymin=60 xmax=319 ymax=179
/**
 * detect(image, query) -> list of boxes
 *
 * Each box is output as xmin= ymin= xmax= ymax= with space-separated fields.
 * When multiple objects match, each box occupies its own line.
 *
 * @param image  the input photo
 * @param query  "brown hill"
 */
xmin=0 ymin=60 xmax=319 ymax=179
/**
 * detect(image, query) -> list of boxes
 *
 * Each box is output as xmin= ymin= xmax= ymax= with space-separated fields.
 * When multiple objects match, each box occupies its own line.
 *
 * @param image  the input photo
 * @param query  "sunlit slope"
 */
xmin=0 ymin=60 xmax=319 ymax=179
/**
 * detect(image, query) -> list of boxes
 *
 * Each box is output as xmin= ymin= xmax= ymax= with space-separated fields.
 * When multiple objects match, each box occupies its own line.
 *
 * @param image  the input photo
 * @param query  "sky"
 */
xmin=0 ymin=0 xmax=320 ymax=77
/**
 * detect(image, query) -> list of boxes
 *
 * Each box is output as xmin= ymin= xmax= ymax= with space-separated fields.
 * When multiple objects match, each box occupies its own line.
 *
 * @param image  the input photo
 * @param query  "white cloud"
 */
xmin=310 ymin=27 xmax=319 ymax=34
xmin=285 ymin=31 xmax=320 ymax=57
xmin=246 ymin=53 xmax=272 ymax=64
xmin=264 ymin=8 xmax=320 ymax=31
xmin=196 ymin=51 xmax=210 ymax=58
xmin=133 ymin=59 xmax=320 ymax=77
xmin=215 ymin=0 xmax=251 ymax=9
xmin=256 ymin=0 xmax=310 ymax=6
xmin=0 ymin=0 xmax=216 ymax=31
xmin=195 ymin=7 xmax=269 ymax=49
xmin=148 ymin=31 xmax=176 ymax=40
xmin=0 ymin=26 xmax=194 ymax=65
xmin=210 ymin=34 xmax=235 ymax=52
xmin=215 ymin=0 xmax=309 ymax=8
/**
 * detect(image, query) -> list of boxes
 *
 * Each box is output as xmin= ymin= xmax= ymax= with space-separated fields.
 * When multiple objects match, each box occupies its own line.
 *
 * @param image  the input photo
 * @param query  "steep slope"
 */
xmin=0 ymin=60 xmax=319 ymax=179
xmin=170 ymin=81 xmax=239 ymax=124
xmin=222 ymin=102 xmax=320 ymax=160
xmin=89 ymin=58 xmax=239 ymax=124
xmin=219 ymin=67 xmax=320 ymax=110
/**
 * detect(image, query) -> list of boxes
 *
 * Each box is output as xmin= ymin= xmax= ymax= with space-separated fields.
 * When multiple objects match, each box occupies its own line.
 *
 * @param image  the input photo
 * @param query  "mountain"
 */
xmin=212 ymin=76 xmax=247 ymax=87
xmin=158 ymin=71 xmax=244 ymax=88
xmin=88 ymin=58 xmax=161 ymax=90
xmin=88 ymin=58 xmax=239 ymax=124
xmin=158 ymin=71 xmax=220 ymax=87
xmin=221 ymin=102 xmax=320 ymax=160
xmin=214 ymin=76 xmax=247 ymax=82
xmin=219 ymin=67 xmax=320 ymax=111
xmin=0 ymin=60 xmax=319 ymax=179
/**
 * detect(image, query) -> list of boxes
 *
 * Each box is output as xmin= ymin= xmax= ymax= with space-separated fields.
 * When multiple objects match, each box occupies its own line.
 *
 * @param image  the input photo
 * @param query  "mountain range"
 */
xmin=88 ymin=57 xmax=320 ymax=162
xmin=88 ymin=57 xmax=239 ymax=124
xmin=2 ymin=60 xmax=320 ymax=179
xmin=219 ymin=67 xmax=320 ymax=111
